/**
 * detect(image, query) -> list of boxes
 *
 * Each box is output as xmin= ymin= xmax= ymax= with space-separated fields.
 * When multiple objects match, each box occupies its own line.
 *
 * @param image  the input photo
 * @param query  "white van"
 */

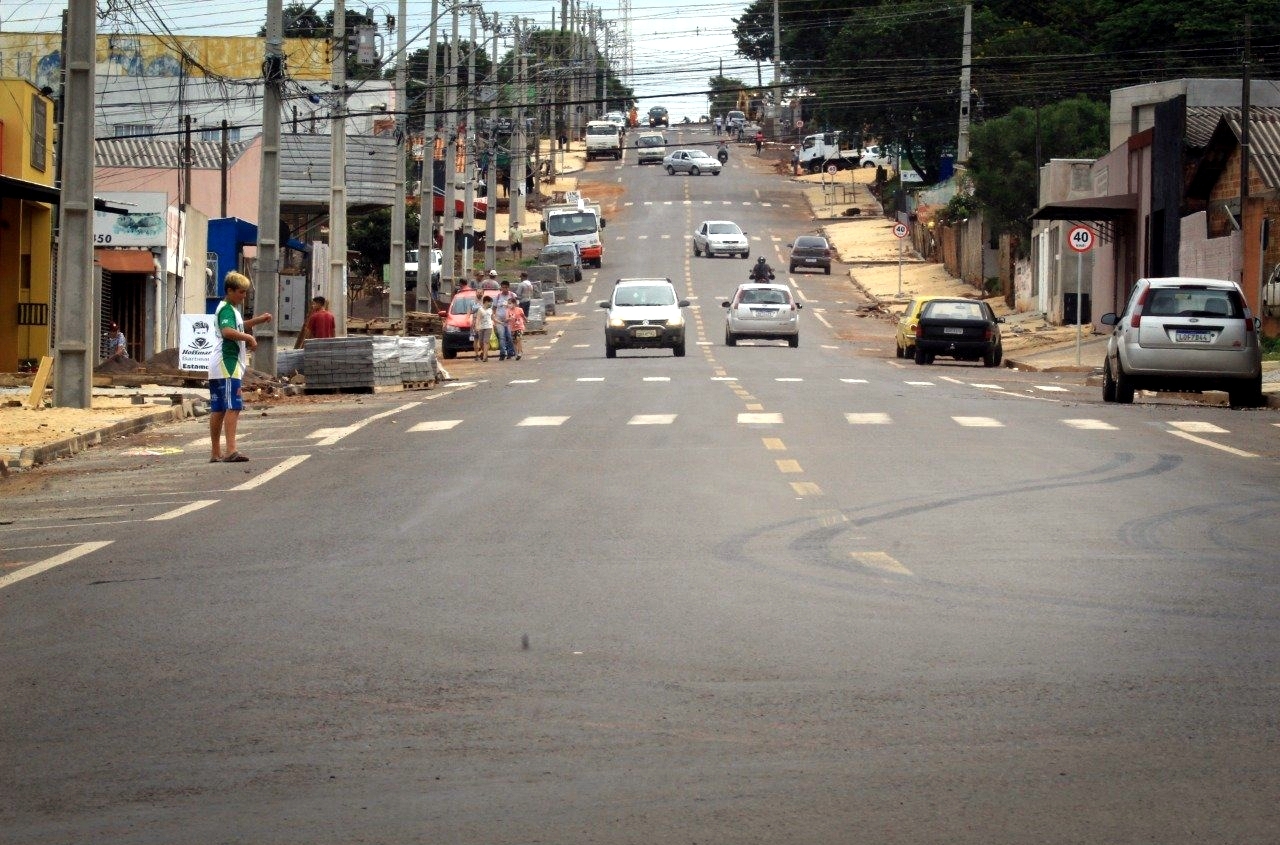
xmin=585 ymin=120 xmax=622 ymax=161
xmin=634 ymin=132 xmax=667 ymax=165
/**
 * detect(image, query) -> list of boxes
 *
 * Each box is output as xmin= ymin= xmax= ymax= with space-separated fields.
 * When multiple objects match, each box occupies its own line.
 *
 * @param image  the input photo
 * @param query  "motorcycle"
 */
xmin=748 ymin=268 xmax=775 ymax=283
xmin=716 ymin=145 xmax=729 ymax=164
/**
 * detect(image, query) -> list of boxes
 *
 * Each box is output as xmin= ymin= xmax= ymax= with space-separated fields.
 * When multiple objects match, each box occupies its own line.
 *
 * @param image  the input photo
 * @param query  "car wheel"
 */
xmin=788 ymin=334 xmax=799 ymax=348
xmin=714 ymin=170 xmax=721 ymax=176
xmin=666 ymin=165 xmax=675 ymax=175
xmin=443 ymin=347 xmax=457 ymax=360
xmin=691 ymin=166 xmax=701 ymax=176
xmin=895 ymin=341 xmax=904 ymax=359
xmin=1102 ymin=359 xmax=1117 ymax=402
xmin=673 ymin=339 xmax=686 ymax=357
xmin=824 ymin=265 xmax=831 ymax=275
xmin=994 ymin=344 xmax=1003 ymax=367
xmin=1111 ymin=359 xmax=1135 ymax=403
xmin=914 ymin=346 xmax=931 ymax=365
xmin=789 ymin=264 xmax=796 ymax=273
xmin=742 ymin=251 xmax=749 ymax=259
xmin=725 ymin=327 xmax=736 ymax=347
xmin=983 ymin=346 xmax=998 ymax=367
xmin=1228 ymin=376 xmax=1264 ymax=409
xmin=605 ymin=342 xmax=616 ymax=359
xmin=693 ymin=243 xmax=700 ymax=257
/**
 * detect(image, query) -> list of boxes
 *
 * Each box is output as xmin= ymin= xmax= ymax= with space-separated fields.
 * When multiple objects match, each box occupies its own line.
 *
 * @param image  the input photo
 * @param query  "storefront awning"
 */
xmin=96 ymin=248 xmax=156 ymax=274
xmin=0 ymin=175 xmax=130 ymax=213
xmin=1031 ymin=194 xmax=1139 ymax=221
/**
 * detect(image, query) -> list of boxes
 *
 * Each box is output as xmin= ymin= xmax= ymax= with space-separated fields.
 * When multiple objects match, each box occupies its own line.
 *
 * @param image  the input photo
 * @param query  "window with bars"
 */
xmin=31 ymin=94 xmax=47 ymax=171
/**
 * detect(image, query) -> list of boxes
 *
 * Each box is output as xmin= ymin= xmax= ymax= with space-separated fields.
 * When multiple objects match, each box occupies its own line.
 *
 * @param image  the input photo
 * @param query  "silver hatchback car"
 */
xmin=722 ymin=283 xmax=802 ymax=347
xmin=1100 ymin=277 xmax=1264 ymax=408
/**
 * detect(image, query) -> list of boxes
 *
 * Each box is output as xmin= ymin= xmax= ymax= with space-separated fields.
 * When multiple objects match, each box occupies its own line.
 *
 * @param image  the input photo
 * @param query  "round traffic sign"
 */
xmin=893 ymin=222 xmax=909 ymax=239
xmin=1068 ymin=225 xmax=1095 ymax=252
xmin=795 ymin=119 xmax=804 ymax=130
xmin=826 ymin=163 xmax=839 ymax=175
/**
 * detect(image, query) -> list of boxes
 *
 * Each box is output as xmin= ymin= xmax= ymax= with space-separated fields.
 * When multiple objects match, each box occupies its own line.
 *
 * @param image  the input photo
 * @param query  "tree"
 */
xmin=967 ymin=95 xmax=1109 ymax=246
xmin=708 ymin=75 xmax=747 ymax=117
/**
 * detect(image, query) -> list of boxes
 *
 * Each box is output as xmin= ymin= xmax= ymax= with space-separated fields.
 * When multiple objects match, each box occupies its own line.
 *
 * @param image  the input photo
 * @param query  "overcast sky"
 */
xmin=4 ymin=0 xmax=761 ymax=121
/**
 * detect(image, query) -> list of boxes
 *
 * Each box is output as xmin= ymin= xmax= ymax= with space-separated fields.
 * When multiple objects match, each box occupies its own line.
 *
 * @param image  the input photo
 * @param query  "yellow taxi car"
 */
xmin=895 ymin=294 xmax=944 ymax=359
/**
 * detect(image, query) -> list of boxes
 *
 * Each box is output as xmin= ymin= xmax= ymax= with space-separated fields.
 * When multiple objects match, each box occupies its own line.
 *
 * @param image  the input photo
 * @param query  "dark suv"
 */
xmin=788 ymin=235 xmax=832 ymax=274
xmin=648 ymin=106 xmax=668 ymax=127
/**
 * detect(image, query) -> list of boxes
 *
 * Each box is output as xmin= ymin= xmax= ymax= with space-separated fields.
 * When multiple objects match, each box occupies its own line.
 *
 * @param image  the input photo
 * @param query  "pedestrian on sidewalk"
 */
xmin=508 ymin=297 xmax=526 ymax=360
xmin=516 ymin=270 xmax=535 ymax=318
xmin=208 ymin=271 xmax=272 ymax=463
xmin=754 ymin=131 xmax=764 ymax=155
xmin=509 ymin=224 xmax=523 ymax=257
xmin=495 ymin=282 xmax=517 ymax=361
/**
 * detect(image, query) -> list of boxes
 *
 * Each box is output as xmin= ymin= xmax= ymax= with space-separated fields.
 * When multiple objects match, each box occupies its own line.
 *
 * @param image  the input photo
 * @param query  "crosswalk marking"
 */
xmin=1169 ymin=421 xmax=1228 ymax=434
xmin=643 ymin=376 xmax=671 ymax=382
xmin=409 ymin=420 xmax=462 ymax=431
xmin=775 ymin=377 xmax=803 ymax=382
xmin=845 ymin=412 xmax=891 ymax=425
xmin=518 ymin=416 xmax=569 ymax=427
xmin=1062 ymin=419 xmax=1117 ymax=430
xmin=628 ymin=414 xmax=676 ymax=425
xmin=790 ymin=481 xmax=822 ymax=496
xmin=739 ymin=412 xmax=783 ymax=424
xmin=971 ymin=383 xmax=1004 ymax=390
xmin=510 ymin=379 xmax=539 ymax=384
xmin=953 ymin=416 xmax=1004 ymax=427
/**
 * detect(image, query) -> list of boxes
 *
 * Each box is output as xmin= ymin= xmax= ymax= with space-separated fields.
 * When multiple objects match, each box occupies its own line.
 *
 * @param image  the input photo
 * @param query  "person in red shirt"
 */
xmin=304 ymin=296 xmax=336 ymax=342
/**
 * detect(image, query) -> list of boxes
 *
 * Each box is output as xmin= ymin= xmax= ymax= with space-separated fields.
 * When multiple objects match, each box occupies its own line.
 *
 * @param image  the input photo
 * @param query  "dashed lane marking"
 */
xmin=953 ymin=416 xmax=1004 ymax=427
xmin=0 ymin=541 xmax=114 ymax=592
xmin=905 ymin=381 xmax=935 ymax=387
xmin=629 ymin=414 xmax=677 ymax=425
xmin=850 ymin=551 xmax=913 ymax=576
xmin=1167 ymin=431 xmax=1258 ymax=458
xmin=518 ymin=416 xmax=570 ymax=427
xmin=1169 ymin=421 xmax=1229 ymax=434
xmin=739 ymin=412 xmax=783 ymax=424
xmin=840 ymin=378 xmax=868 ymax=384
xmin=1036 ymin=385 xmax=1069 ymax=392
xmin=510 ymin=379 xmax=539 ymax=384
xmin=790 ymin=481 xmax=822 ymax=497
xmin=971 ymin=383 xmax=1004 ymax=390
xmin=845 ymin=413 xmax=891 ymax=425
xmin=643 ymin=377 xmax=671 ymax=382
xmin=762 ymin=438 xmax=786 ymax=451
xmin=409 ymin=420 xmax=462 ymax=432
xmin=150 ymin=500 xmax=219 ymax=521
xmin=230 ymin=454 xmax=311 ymax=492
xmin=776 ymin=459 xmax=803 ymax=473
xmin=775 ymin=377 xmax=803 ymax=382
xmin=1063 ymin=419 xmax=1117 ymax=430
xmin=576 ymin=377 xmax=605 ymax=382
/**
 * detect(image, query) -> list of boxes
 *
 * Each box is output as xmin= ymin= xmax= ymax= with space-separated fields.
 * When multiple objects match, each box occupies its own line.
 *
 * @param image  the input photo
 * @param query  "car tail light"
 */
xmin=914 ymin=325 xmax=922 ymax=338
xmin=1130 ymin=288 xmax=1148 ymax=328
xmin=984 ymin=327 xmax=993 ymax=340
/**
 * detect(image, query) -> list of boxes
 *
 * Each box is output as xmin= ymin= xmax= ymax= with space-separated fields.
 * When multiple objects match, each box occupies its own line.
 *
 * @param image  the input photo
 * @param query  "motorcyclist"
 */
xmin=716 ymin=141 xmax=729 ymax=164
xmin=749 ymin=256 xmax=775 ymax=283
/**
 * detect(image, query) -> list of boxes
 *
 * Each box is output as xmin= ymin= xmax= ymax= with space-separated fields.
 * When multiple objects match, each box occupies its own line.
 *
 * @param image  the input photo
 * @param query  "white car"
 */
xmin=599 ymin=278 xmax=689 ymax=358
xmin=722 ymin=283 xmax=801 ymax=347
xmin=663 ymin=149 xmax=722 ymax=176
xmin=860 ymin=144 xmax=890 ymax=168
xmin=692 ymin=220 xmax=750 ymax=259
xmin=604 ymin=111 xmax=627 ymax=129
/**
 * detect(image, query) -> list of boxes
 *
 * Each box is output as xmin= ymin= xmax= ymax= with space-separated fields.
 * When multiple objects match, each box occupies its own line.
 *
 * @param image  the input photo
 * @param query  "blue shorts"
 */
xmin=208 ymin=378 xmax=243 ymax=413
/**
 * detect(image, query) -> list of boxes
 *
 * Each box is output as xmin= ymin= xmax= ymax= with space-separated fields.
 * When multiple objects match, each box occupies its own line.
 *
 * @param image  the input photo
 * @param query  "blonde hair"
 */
xmin=224 ymin=271 xmax=252 ymax=292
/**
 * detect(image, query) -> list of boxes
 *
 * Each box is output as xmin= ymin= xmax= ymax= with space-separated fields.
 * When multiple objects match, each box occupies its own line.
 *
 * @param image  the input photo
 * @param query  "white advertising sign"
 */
xmin=94 ymin=191 xmax=169 ymax=247
xmin=178 ymin=313 xmax=219 ymax=373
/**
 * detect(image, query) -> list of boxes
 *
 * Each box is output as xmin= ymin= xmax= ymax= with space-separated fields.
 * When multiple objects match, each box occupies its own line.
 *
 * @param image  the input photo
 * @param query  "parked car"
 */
xmin=538 ymin=242 xmax=583 ymax=281
xmin=722 ymin=283 xmax=801 ymax=347
xmin=787 ymin=235 xmax=832 ymax=274
xmin=634 ymin=131 xmax=667 ymax=165
xmin=860 ymin=144 xmax=890 ymax=168
xmin=693 ymin=220 xmax=750 ymax=258
xmin=663 ymin=149 xmax=722 ymax=176
xmin=894 ymin=294 xmax=944 ymax=359
xmin=1100 ymin=276 xmax=1264 ymax=408
xmin=912 ymin=297 xmax=1004 ymax=367
xmin=439 ymin=288 xmax=482 ymax=359
xmin=598 ymin=278 xmax=689 ymax=358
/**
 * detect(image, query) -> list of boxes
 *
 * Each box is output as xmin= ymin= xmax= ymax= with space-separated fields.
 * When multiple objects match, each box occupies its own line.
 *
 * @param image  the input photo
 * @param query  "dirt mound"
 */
xmin=143 ymin=348 xmax=185 ymax=375
xmin=95 ymin=357 xmax=148 ymax=375
xmin=575 ymin=181 xmax=627 ymax=218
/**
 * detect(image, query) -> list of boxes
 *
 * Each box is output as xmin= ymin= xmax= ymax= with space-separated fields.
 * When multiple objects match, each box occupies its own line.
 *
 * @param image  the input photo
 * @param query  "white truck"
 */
xmin=405 ymin=247 xmax=442 ymax=299
xmin=796 ymin=131 xmax=863 ymax=173
xmin=584 ymin=120 xmax=622 ymax=161
xmin=541 ymin=192 xmax=606 ymax=268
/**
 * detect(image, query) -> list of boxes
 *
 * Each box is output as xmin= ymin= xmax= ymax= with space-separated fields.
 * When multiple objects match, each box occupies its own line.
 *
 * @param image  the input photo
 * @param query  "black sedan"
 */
xmin=913 ymin=297 xmax=1004 ymax=366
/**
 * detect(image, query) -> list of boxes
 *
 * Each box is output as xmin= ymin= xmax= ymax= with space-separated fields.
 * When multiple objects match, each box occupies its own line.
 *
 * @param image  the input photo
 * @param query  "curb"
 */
xmin=11 ymin=399 xmax=195 ymax=470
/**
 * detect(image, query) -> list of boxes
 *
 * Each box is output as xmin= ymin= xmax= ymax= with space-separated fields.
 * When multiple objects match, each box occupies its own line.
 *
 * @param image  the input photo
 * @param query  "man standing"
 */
xmin=303 ymin=296 xmax=336 ymax=342
xmin=516 ymin=270 xmax=535 ymax=319
xmin=208 ymin=271 xmax=272 ymax=463
xmin=495 ymin=281 xmax=517 ymax=361
xmin=509 ymin=224 xmax=523 ymax=258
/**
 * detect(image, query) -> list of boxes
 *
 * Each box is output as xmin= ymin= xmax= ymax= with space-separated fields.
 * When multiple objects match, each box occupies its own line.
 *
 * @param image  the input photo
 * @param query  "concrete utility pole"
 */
xmin=388 ymin=0 xmax=407 ymax=321
xmin=416 ymin=0 xmax=439 ymax=301
xmin=957 ymin=2 xmax=973 ymax=164
xmin=53 ymin=0 xmax=95 ymax=409
xmin=1240 ymin=13 xmax=1252 ymax=296
xmin=771 ymin=0 xmax=780 ymax=135
xmin=255 ymin=0 xmax=283 ymax=371
xmin=511 ymin=17 xmax=527 ymax=230
xmin=485 ymin=11 xmax=499 ymax=271
xmin=331 ymin=0 xmax=349 ymax=334
xmin=441 ymin=6 xmax=459 ymax=288
xmin=463 ymin=8 xmax=477 ymax=277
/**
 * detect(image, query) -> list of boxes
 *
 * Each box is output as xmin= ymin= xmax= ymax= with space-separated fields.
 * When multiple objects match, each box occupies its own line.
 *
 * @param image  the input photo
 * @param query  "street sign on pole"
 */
xmin=1067 ymin=225 xmax=1095 ymax=365
xmin=893 ymin=222 xmax=909 ymax=239
xmin=826 ymin=163 xmax=838 ymax=176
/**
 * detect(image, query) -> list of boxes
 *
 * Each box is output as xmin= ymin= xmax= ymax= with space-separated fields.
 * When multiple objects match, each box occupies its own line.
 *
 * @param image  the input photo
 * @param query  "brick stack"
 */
xmin=398 ymin=336 xmax=438 ymax=384
xmin=303 ymin=336 xmax=402 ymax=392
xmin=276 ymin=348 xmax=305 ymax=377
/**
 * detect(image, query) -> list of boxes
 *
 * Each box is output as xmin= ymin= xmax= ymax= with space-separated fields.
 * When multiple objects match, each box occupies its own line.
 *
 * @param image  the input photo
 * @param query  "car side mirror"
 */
xmin=996 ymin=316 xmax=1005 ymax=323
xmin=1100 ymin=313 xmax=1119 ymax=326
xmin=796 ymin=303 xmax=804 ymax=309
xmin=678 ymin=300 xmax=691 ymax=308
xmin=437 ymin=310 xmax=446 ymax=318
xmin=786 ymin=243 xmax=793 ymax=248
xmin=598 ymin=301 xmax=610 ymax=309
xmin=721 ymin=301 xmax=731 ymax=308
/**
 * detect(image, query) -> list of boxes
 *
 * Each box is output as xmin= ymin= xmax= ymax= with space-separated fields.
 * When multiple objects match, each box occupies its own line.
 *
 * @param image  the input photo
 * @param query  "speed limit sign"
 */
xmin=893 ymin=222 xmax=909 ymax=239
xmin=826 ymin=163 xmax=839 ymax=175
xmin=1067 ymin=225 xmax=1095 ymax=252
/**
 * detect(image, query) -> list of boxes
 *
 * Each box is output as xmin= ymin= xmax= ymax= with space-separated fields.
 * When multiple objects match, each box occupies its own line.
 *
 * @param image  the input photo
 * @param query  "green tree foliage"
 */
xmin=967 ymin=96 xmax=1109 ymax=244
xmin=708 ymin=76 xmax=748 ymax=116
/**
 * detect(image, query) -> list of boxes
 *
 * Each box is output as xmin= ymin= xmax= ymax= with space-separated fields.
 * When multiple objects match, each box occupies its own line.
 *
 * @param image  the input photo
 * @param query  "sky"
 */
xmin=3 ymin=0 xmax=760 ymax=122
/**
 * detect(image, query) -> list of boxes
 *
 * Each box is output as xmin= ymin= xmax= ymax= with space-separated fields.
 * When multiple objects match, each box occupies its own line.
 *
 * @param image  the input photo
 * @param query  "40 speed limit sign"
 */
xmin=1067 ymin=225 xmax=1095 ymax=252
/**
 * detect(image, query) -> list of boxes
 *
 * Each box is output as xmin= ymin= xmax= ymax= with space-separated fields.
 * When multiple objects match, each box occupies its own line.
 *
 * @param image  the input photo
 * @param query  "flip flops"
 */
xmin=221 ymin=452 xmax=249 ymax=463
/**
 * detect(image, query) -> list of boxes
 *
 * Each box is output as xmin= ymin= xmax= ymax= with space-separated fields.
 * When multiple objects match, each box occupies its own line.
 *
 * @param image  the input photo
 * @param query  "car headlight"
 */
xmin=608 ymin=315 xmax=626 ymax=328
xmin=666 ymin=315 xmax=684 ymax=328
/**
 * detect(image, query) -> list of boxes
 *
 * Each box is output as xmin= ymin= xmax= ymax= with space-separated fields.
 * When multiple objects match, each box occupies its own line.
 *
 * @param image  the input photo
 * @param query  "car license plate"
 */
xmin=635 ymin=328 xmax=658 ymax=338
xmin=804 ymin=258 xmax=817 ymax=263
xmin=752 ymin=309 xmax=778 ymax=316
xmin=1176 ymin=329 xmax=1212 ymax=343
xmin=943 ymin=327 xmax=964 ymax=335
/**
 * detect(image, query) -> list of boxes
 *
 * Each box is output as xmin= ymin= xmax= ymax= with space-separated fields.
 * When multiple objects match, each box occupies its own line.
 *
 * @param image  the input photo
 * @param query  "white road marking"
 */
xmin=953 ymin=416 xmax=1004 ymax=427
xmin=697 ymin=341 xmax=715 ymax=346
xmin=230 ymin=454 xmax=311 ymax=491
xmin=629 ymin=414 xmax=677 ymax=425
xmin=1036 ymin=385 xmax=1069 ymax=392
xmin=408 ymin=420 xmax=462 ymax=432
xmin=776 ymin=459 xmax=802 ymax=473
xmin=1063 ymin=419 xmax=1117 ymax=430
xmin=1167 ymin=431 xmax=1257 ymax=458
xmin=850 ymin=551 xmax=913 ymax=576
xmin=0 ymin=541 xmax=114 ymax=592
xmin=811 ymin=311 xmax=832 ymax=328
xmin=971 ymin=383 xmax=1004 ymax=390
xmin=643 ymin=376 xmax=671 ymax=382
xmin=840 ymin=378 xmax=869 ymax=384
xmin=790 ymin=481 xmax=822 ymax=496
xmin=149 ymin=499 xmax=219 ymax=521
xmin=940 ymin=376 xmax=966 ymax=385
xmin=775 ymin=377 xmax=803 ymax=382
xmin=1169 ymin=421 xmax=1229 ymax=434
xmin=739 ymin=412 xmax=783 ymax=424
xmin=572 ymin=344 xmax=591 ymax=349
xmin=509 ymin=379 xmax=539 ymax=384
xmin=905 ymin=381 xmax=935 ymax=386
xmin=576 ymin=377 xmax=605 ymax=382
xmin=309 ymin=402 xmax=421 ymax=446
xmin=845 ymin=412 xmax=891 ymax=425
xmin=711 ymin=376 xmax=738 ymax=381
xmin=518 ymin=416 xmax=570 ymax=426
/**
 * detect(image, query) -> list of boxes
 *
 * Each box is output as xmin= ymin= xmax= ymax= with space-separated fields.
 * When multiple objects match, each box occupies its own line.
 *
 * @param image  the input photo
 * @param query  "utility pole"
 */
xmin=53 ymin=0 xmax=95 ymax=409
xmin=256 ymin=0 xmax=284 ymax=369
xmin=771 ymin=0 xmax=780 ymax=136
xmin=957 ymin=2 xmax=973 ymax=164
xmin=389 ymin=0 xmax=407 ymax=321
xmin=442 ymin=7 xmax=459 ymax=288
xmin=463 ymin=8 xmax=477 ymax=277
xmin=416 ymin=0 xmax=439 ymax=302
xmin=330 ymin=0 xmax=349 ymax=335
xmin=485 ymin=11 xmax=499 ymax=271
xmin=1240 ymin=13 xmax=1252 ymax=297
xmin=511 ymin=17 xmax=527 ymax=230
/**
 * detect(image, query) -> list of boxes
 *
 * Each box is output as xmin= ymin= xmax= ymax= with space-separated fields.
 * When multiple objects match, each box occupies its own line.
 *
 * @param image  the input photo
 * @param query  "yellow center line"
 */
xmin=762 ymin=437 xmax=786 ymax=451
xmin=775 ymin=459 xmax=802 ymax=473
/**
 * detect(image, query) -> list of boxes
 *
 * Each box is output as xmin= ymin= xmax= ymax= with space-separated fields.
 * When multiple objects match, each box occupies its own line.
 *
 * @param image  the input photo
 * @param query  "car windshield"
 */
xmin=586 ymin=125 xmax=617 ymax=136
xmin=739 ymin=288 xmax=790 ymax=305
xmin=449 ymin=296 xmax=475 ymax=315
xmin=1144 ymin=287 xmax=1243 ymax=318
xmin=794 ymin=238 xmax=827 ymax=248
xmin=708 ymin=223 xmax=741 ymax=235
xmin=637 ymin=136 xmax=664 ymax=146
xmin=922 ymin=300 xmax=985 ymax=320
xmin=614 ymin=286 xmax=676 ymax=307
xmin=687 ymin=151 xmax=712 ymax=160
xmin=547 ymin=214 xmax=598 ymax=236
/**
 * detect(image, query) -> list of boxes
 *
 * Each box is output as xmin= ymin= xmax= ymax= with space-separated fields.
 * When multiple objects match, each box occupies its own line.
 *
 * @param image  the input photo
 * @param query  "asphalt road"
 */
xmin=2 ymin=126 xmax=1279 ymax=844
